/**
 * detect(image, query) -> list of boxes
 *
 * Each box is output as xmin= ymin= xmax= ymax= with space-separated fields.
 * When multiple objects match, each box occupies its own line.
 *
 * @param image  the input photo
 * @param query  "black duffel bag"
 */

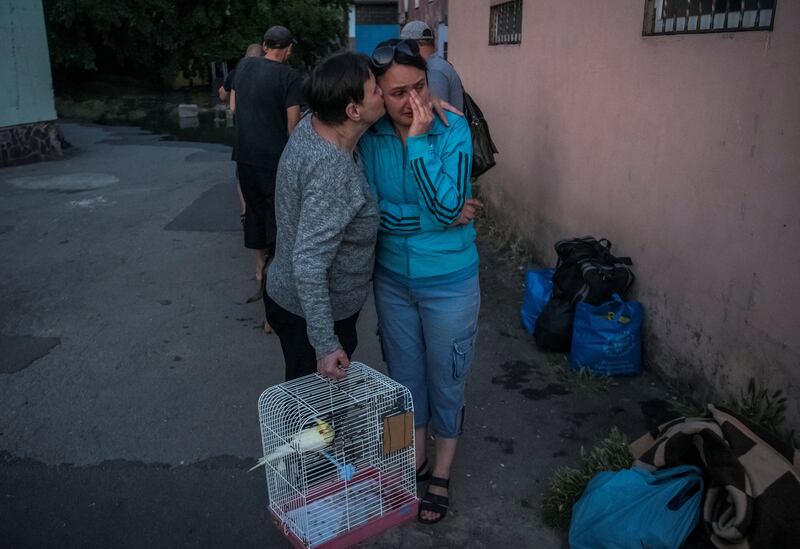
xmin=534 ymin=236 xmax=635 ymax=352
xmin=552 ymin=236 xmax=635 ymax=306
xmin=463 ymin=91 xmax=499 ymax=177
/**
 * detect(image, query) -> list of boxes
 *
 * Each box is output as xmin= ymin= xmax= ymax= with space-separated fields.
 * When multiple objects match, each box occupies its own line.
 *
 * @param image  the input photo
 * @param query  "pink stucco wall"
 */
xmin=450 ymin=1 xmax=800 ymax=420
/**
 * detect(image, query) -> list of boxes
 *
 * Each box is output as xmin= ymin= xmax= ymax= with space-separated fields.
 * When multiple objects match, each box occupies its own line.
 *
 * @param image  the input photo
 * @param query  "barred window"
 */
xmin=490 ymin=0 xmax=523 ymax=45
xmin=644 ymin=0 xmax=776 ymax=35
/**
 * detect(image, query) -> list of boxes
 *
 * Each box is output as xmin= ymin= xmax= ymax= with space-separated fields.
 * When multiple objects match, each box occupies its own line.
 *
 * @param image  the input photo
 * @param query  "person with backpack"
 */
xmin=399 ymin=20 xmax=464 ymax=111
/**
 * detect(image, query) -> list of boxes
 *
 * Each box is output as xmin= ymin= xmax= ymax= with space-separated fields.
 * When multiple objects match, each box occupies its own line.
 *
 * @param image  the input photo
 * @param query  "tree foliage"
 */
xmin=44 ymin=0 xmax=351 ymax=86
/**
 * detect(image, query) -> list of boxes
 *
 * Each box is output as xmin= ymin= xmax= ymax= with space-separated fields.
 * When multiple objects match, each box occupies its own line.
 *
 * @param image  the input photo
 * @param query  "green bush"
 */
xmin=730 ymin=378 xmax=797 ymax=448
xmin=542 ymin=427 xmax=633 ymax=530
xmin=44 ymin=0 xmax=349 ymax=86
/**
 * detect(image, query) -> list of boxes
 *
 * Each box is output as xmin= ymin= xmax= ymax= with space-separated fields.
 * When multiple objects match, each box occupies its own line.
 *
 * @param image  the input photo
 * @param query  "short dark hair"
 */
xmin=305 ymin=51 xmax=372 ymax=125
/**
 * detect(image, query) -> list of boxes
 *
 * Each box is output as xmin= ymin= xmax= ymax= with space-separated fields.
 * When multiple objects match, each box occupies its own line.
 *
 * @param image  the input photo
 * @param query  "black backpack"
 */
xmin=463 ymin=92 xmax=498 ymax=177
xmin=551 ymin=236 xmax=635 ymax=306
xmin=533 ymin=236 xmax=634 ymax=352
xmin=533 ymin=292 xmax=575 ymax=352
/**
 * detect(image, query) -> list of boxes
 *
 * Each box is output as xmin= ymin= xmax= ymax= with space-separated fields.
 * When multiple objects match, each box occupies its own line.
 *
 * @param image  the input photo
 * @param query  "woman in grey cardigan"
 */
xmin=264 ymin=52 xmax=386 ymax=381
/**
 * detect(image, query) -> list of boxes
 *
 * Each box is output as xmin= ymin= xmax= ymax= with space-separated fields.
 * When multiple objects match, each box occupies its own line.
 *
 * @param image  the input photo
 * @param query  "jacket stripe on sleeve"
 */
xmin=380 ymin=210 xmax=420 ymax=232
xmin=411 ymin=154 xmax=467 ymax=224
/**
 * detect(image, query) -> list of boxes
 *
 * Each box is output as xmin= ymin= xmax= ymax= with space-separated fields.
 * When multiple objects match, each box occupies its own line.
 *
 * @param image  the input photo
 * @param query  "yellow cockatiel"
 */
xmin=249 ymin=419 xmax=334 ymax=472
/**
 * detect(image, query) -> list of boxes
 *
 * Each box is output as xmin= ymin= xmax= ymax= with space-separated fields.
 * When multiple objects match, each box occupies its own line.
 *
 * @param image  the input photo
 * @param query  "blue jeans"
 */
xmin=373 ymin=272 xmax=480 ymax=438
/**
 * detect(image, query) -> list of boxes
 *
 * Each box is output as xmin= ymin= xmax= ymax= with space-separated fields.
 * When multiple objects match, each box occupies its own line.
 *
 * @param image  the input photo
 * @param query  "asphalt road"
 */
xmin=0 ymin=123 xmax=679 ymax=548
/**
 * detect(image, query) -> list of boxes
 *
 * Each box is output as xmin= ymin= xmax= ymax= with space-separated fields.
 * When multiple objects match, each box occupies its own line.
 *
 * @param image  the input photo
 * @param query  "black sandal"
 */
xmin=418 ymin=476 xmax=449 ymax=524
xmin=416 ymin=458 xmax=432 ymax=482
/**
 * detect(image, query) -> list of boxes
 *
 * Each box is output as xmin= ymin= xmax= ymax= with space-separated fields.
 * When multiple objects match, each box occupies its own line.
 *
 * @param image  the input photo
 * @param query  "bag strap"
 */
xmin=667 ymin=478 xmax=703 ymax=511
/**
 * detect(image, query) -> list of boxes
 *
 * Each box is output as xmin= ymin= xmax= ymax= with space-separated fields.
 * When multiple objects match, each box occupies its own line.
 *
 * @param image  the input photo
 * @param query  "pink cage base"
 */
xmin=270 ymin=466 xmax=418 ymax=549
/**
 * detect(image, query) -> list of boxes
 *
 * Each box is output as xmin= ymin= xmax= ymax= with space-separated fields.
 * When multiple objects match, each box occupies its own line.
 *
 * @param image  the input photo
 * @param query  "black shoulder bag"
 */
xmin=463 ymin=92 xmax=499 ymax=178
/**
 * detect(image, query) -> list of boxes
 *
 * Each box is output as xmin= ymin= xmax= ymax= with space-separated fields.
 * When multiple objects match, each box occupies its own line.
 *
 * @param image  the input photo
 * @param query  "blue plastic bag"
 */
xmin=569 ymin=465 xmax=703 ymax=549
xmin=570 ymin=294 xmax=644 ymax=376
xmin=521 ymin=268 xmax=555 ymax=334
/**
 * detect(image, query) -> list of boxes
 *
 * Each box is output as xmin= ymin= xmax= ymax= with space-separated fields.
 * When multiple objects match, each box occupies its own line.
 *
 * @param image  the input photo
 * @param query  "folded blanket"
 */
xmin=630 ymin=405 xmax=800 ymax=548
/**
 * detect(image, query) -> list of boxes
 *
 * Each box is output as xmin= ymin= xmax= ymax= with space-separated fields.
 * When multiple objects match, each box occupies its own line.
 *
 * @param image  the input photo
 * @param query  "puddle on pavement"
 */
xmin=491 ymin=360 xmax=545 ymax=390
xmin=520 ymin=383 xmax=570 ymax=400
xmin=484 ymin=435 xmax=515 ymax=454
xmin=639 ymin=398 xmax=680 ymax=432
xmin=55 ymin=84 xmax=234 ymax=146
xmin=7 ymin=173 xmax=119 ymax=193
xmin=567 ymin=411 xmax=598 ymax=428
xmin=0 ymin=334 xmax=61 ymax=374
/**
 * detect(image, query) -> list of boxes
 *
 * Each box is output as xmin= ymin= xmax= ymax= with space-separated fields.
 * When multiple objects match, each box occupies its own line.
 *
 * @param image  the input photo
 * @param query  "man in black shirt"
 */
xmin=218 ymin=44 xmax=264 ymax=227
xmin=232 ymin=26 xmax=304 ymax=314
xmin=218 ymin=43 xmax=262 ymax=103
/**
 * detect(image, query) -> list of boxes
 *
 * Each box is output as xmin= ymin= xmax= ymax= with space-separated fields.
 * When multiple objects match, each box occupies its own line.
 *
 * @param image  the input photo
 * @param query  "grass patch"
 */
xmin=479 ymin=216 xmax=530 ymax=268
xmin=542 ymin=427 xmax=633 ymax=530
xmin=729 ymin=378 xmax=797 ymax=448
xmin=548 ymin=355 xmax=611 ymax=393
xmin=666 ymin=378 xmax=797 ymax=448
xmin=667 ymin=396 xmax=706 ymax=420
xmin=472 ymin=188 xmax=535 ymax=270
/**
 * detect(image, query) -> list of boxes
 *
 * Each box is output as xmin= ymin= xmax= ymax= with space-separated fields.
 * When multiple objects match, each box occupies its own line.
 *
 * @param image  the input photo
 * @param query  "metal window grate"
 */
xmin=490 ymin=0 xmax=523 ymax=45
xmin=643 ymin=0 xmax=776 ymax=35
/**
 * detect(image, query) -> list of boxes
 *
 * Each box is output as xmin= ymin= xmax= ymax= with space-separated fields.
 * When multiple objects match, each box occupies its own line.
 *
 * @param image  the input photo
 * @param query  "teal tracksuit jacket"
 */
xmin=358 ymin=112 xmax=478 ymax=281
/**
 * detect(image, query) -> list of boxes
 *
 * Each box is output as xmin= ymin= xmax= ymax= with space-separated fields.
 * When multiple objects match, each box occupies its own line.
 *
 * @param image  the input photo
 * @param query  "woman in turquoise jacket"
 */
xmin=359 ymin=39 xmax=482 ymax=524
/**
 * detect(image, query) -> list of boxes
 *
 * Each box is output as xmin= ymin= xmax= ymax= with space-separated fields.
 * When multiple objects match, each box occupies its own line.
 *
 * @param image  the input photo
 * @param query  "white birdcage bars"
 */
xmin=257 ymin=362 xmax=417 ymax=548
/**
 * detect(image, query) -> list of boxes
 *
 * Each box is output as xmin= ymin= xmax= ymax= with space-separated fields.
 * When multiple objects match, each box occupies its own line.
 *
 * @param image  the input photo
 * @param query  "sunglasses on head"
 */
xmin=370 ymin=39 xmax=421 ymax=72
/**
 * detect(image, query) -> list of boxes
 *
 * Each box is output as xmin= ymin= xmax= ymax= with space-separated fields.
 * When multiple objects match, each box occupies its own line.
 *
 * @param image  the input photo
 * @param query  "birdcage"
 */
xmin=256 ymin=362 xmax=418 ymax=548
